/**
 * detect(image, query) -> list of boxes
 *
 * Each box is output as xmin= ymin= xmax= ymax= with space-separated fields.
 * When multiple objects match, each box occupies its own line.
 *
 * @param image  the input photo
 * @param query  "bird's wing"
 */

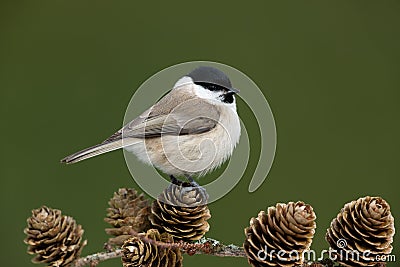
xmin=103 ymin=89 xmax=220 ymax=142
xmin=61 ymin=89 xmax=220 ymax=164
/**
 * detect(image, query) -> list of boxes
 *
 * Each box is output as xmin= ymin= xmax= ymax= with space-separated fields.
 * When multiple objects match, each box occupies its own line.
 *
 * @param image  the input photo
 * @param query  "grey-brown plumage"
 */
xmin=61 ymin=66 xmax=241 ymax=178
xmin=106 ymin=92 xmax=220 ymax=140
xmin=61 ymin=91 xmax=220 ymax=164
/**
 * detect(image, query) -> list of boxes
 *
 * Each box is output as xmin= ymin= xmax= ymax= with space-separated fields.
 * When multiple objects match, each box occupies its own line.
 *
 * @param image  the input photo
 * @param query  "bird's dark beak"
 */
xmin=229 ymin=87 xmax=240 ymax=94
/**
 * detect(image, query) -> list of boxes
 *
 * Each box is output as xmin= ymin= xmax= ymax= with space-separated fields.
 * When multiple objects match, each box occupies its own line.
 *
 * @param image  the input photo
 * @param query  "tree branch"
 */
xmin=69 ymin=237 xmax=245 ymax=267
xmin=193 ymin=237 xmax=246 ymax=257
xmin=69 ymin=237 xmax=385 ymax=267
xmin=70 ymin=249 xmax=122 ymax=267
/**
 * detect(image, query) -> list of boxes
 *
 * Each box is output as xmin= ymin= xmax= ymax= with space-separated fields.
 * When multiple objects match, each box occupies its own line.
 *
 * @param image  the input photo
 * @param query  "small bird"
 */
xmin=61 ymin=66 xmax=241 ymax=185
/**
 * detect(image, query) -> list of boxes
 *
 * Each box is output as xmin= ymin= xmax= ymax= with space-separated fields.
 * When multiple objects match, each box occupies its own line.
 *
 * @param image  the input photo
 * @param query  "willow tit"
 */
xmin=61 ymin=66 xmax=241 ymax=183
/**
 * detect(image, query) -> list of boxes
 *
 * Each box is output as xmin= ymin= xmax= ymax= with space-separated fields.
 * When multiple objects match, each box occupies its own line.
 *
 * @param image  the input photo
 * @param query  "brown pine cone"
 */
xmin=150 ymin=183 xmax=211 ymax=241
xmin=24 ymin=206 xmax=87 ymax=267
xmin=326 ymin=196 xmax=395 ymax=267
xmin=105 ymin=188 xmax=152 ymax=246
xmin=244 ymin=201 xmax=316 ymax=267
xmin=121 ymin=229 xmax=182 ymax=267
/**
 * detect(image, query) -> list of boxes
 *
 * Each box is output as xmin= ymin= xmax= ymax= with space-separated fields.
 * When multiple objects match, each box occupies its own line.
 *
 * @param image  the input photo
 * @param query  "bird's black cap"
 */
xmin=187 ymin=66 xmax=239 ymax=93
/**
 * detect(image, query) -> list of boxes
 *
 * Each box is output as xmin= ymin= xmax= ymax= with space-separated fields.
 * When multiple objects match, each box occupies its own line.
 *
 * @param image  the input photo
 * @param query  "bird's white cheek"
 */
xmin=192 ymin=85 xmax=221 ymax=101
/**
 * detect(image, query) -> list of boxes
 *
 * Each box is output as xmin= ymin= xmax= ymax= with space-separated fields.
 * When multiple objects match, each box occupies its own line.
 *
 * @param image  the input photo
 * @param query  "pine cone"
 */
xmin=105 ymin=188 xmax=152 ymax=246
xmin=121 ymin=228 xmax=182 ymax=267
xmin=244 ymin=201 xmax=316 ymax=267
xmin=24 ymin=206 xmax=87 ymax=267
xmin=150 ymin=183 xmax=211 ymax=241
xmin=326 ymin=196 xmax=395 ymax=267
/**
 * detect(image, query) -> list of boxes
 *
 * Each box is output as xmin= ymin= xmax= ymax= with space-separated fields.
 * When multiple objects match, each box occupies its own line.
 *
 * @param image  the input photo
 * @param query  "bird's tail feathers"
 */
xmin=60 ymin=139 xmax=137 ymax=164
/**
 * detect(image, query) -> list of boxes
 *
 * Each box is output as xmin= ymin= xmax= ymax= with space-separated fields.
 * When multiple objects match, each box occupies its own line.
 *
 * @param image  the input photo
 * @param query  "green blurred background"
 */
xmin=1 ymin=1 xmax=399 ymax=266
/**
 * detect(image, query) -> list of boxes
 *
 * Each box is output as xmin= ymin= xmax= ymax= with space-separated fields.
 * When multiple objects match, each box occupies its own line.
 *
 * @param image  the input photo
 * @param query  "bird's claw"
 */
xmin=170 ymin=175 xmax=183 ymax=186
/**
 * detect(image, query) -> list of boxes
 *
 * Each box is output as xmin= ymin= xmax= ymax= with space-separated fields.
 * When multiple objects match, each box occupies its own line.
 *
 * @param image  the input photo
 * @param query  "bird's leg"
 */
xmin=185 ymin=175 xmax=199 ymax=187
xmin=169 ymin=175 xmax=183 ymax=186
